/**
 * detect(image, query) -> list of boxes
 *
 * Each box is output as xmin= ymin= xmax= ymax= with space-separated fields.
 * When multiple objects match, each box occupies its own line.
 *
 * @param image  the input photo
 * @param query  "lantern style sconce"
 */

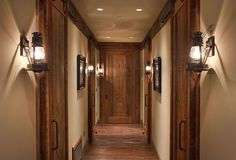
xmin=187 ymin=32 xmax=215 ymax=72
xmin=20 ymin=32 xmax=48 ymax=72
xmin=87 ymin=64 xmax=94 ymax=74
xmin=145 ymin=61 xmax=152 ymax=75
xmin=96 ymin=64 xmax=104 ymax=77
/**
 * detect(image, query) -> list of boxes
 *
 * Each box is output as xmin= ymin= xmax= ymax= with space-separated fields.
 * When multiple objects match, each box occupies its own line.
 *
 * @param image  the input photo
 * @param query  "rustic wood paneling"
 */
xmin=37 ymin=0 xmax=68 ymax=160
xmin=143 ymin=37 xmax=152 ymax=144
xmin=100 ymin=43 xmax=141 ymax=124
xmin=171 ymin=0 xmax=200 ymax=160
xmin=50 ymin=5 xmax=67 ymax=160
xmin=88 ymin=37 xmax=96 ymax=144
xmin=36 ymin=0 xmax=52 ymax=159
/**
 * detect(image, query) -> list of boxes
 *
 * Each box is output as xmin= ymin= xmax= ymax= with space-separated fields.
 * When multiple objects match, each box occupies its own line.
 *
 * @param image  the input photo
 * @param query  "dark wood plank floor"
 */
xmin=83 ymin=124 xmax=159 ymax=160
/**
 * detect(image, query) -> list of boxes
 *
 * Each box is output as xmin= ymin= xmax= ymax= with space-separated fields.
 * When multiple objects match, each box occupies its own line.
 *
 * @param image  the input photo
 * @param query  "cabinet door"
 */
xmin=51 ymin=4 xmax=67 ymax=160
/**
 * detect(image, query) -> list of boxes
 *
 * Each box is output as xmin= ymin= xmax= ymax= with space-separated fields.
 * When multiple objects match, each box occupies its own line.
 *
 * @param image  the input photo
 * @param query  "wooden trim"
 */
xmin=36 ymin=0 xmax=52 ymax=159
xmin=82 ymin=139 xmax=89 ymax=158
xmin=52 ymin=0 xmax=67 ymax=16
xmin=88 ymin=37 xmax=96 ymax=143
xmin=72 ymin=137 xmax=82 ymax=160
xmin=150 ymin=140 xmax=161 ymax=160
xmin=99 ymin=42 xmax=142 ymax=49
xmin=170 ymin=0 xmax=200 ymax=159
xmin=143 ymin=0 xmax=174 ymax=41
xmin=72 ymin=137 xmax=82 ymax=152
xmin=65 ymin=14 xmax=69 ymax=160
xmin=36 ymin=0 xmax=69 ymax=160
xmin=143 ymin=37 xmax=152 ymax=144
xmin=67 ymin=0 xmax=95 ymax=40
xmin=187 ymin=0 xmax=200 ymax=159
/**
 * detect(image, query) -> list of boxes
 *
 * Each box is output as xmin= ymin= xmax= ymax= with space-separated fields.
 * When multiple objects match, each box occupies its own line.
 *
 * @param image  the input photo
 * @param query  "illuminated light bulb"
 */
xmin=189 ymin=46 xmax=201 ymax=63
xmin=34 ymin=46 xmax=45 ymax=62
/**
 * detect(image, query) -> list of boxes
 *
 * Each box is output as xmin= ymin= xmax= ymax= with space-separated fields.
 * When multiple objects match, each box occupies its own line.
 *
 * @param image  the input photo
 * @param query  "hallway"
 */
xmin=83 ymin=124 xmax=158 ymax=160
xmin=1 ymin=0 xmax=236 ymax=159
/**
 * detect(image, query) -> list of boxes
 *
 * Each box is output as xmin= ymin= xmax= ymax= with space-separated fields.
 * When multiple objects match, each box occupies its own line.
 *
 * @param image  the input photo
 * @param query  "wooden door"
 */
xmin=50 ymin=1 xmax=67 ymax=160
xmin=171 ymin=0 xmax=200 ymax=159
xmin=100 ymin=43 xmax=140 ymax=124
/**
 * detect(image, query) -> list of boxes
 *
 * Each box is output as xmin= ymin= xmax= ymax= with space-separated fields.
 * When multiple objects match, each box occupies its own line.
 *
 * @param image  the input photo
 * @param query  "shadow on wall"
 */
xmin=0 ymin=69 xmax=36 ymax=159
xmin=200 ymin=70 xmax=236 ymax=160
xmin=201 ymin=0 xmax=224 ymax=34
xmin=7 ymin=0 xmax=35 ymax=34
xmin=0 ymin=44 xmax=19 ymax=98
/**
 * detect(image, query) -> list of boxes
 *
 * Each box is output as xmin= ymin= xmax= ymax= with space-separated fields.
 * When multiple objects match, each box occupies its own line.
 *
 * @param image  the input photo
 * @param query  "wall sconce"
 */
xmin=87 ymin=64 xmax=94 ymax=74
xmin=96 ymin=64 xmax=104 ymax=77
xmin=20 ymin=32 xmax=48 ymax=72
xmin=145 ymin=61 xmax=152 ymax=75
xmin=187 ymin=32 xmax=215 ymax=72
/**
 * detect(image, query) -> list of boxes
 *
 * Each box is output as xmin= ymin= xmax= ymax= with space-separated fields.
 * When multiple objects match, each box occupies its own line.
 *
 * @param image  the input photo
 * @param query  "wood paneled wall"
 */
xmin=88 ymin=38 xmax=96 ymax=143
xmin=171 ymin=0 xmax=200 ymax=159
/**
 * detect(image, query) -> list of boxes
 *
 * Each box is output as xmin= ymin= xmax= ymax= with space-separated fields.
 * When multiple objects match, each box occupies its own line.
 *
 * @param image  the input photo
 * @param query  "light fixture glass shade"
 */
xmin=88 ymin=65 xmax=94 ymax=72
xmin=33 ymin=46 xmax=45 ymax=63
xmin=96 ymin=64 xmax=104 ymax=76
xmin=145 ymin=65 xmax=152 ymax=73
xmin=189 ymin=46 xmax=201 ymax=63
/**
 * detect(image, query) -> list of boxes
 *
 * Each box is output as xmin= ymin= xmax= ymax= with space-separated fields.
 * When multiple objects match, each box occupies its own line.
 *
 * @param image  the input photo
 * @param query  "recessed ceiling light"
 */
xmin=136 ymin=8 xmax=143 ymax=12
xmin=97 ymin=8 xmax=104 ymax=11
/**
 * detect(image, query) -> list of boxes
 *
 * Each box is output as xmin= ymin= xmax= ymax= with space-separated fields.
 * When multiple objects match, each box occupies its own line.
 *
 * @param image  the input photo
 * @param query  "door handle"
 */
xmin=179 ymin=120 xmax=187 ymax=151
xmin=93 ymin=93 xmax=95 ymax=106
xmin=51 ymin=119 xmax=59 ymax=150
xmin=145 ymin=94 xmax=148 ymax=107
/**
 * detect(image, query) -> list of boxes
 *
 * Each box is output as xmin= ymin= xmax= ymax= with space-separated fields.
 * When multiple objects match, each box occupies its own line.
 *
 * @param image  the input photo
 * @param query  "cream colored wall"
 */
xmin=68 ymin=19 xmax=88 ymax=160
xmin=95 ymin=48 xmax=100 ymax=124
xmin=140 ymin=49 xmax=145 ymax=122
xmin=200 ymin=0 xmax=236 ymax=159
xmin=0 ymin=0 xmax=37 ymax=159
xmin=151 ymin=20 xmax=171 ymax=160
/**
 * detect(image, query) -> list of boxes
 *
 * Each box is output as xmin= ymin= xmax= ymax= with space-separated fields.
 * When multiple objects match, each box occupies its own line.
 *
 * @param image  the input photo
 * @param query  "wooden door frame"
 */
xmin=88 ymin=37 xmax=96 ymax=144
xmin=170 ymin=0 xmax=200 ymax=159
xmin=142 ymin=37 xmax=152 ymax=143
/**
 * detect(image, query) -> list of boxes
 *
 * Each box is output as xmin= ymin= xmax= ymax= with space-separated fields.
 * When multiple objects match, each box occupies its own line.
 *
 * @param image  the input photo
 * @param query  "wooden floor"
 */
xmin=83 ymin=124 xmax=159 ymax=160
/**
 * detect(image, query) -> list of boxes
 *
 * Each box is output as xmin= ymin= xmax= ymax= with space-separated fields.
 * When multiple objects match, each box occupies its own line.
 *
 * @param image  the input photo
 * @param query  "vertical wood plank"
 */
xmin=171 ymin=0 xmax=200 ymax=159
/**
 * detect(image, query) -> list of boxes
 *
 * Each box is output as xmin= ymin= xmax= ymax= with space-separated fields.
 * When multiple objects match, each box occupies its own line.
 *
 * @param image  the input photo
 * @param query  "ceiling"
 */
xmin=71 ymin=0 xmax=167 ymax=42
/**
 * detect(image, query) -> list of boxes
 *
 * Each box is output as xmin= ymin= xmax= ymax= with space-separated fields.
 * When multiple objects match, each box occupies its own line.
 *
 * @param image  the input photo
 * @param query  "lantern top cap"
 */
xmin=193 ymin=32 xmax=203 ymax=46
xmin=32 ymin=32 xmax=43 ymax=47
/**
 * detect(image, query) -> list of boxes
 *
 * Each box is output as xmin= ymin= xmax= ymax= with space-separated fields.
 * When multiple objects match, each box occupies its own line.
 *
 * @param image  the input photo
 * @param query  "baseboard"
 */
xmin=140 ymin=119 xmax=144 ymax=125
xmin=82 ymin=139 xmax=89 ymax=158
xmin=151 ymin=139 xmax=161 ymax=160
